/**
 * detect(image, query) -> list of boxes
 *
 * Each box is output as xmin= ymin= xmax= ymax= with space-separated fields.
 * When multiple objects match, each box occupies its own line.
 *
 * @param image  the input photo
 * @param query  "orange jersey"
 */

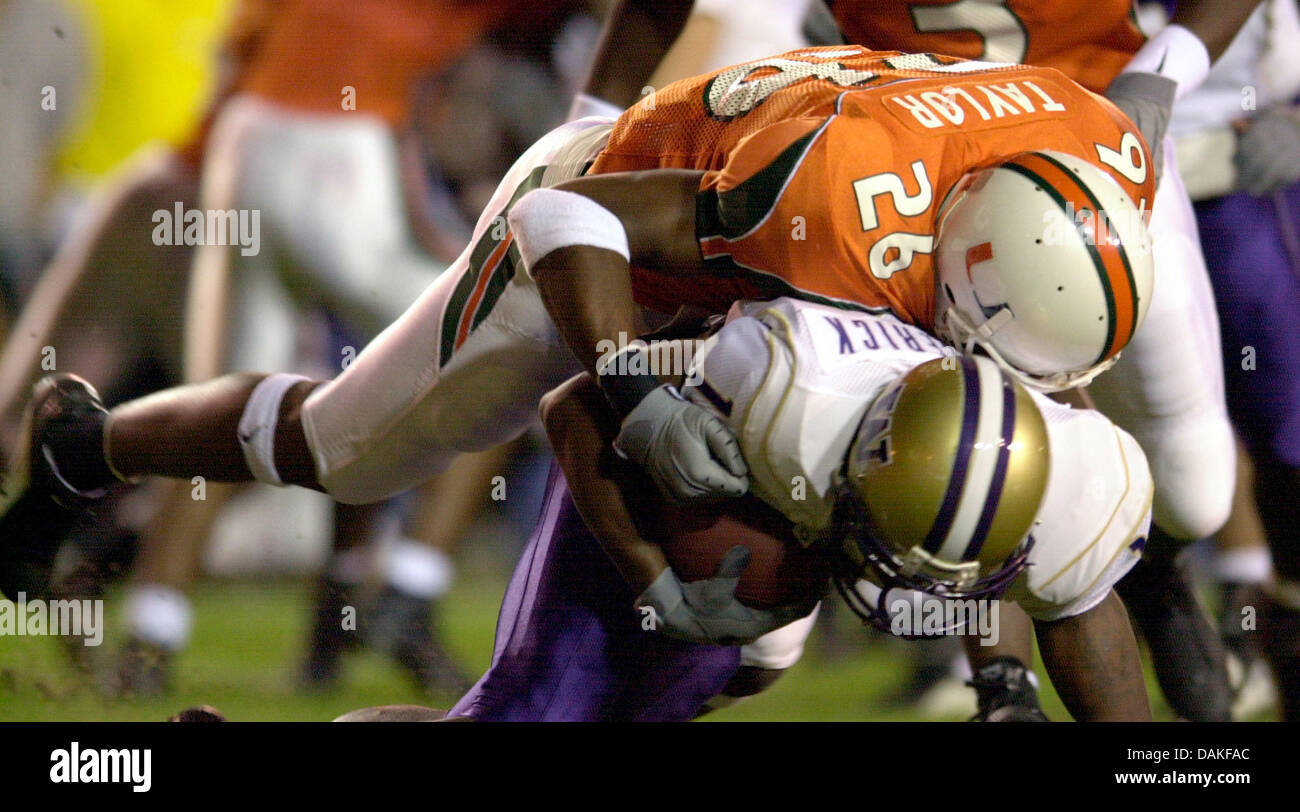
xmin=588 ymin=47 xmax=1155 ymax=327
xmin=236 ymin=0 xmax=524 ymax=125
xmin=177 ymin=0 xmax=516 ymax=163
xmin=829 ymin=0 xmax=1146 ymax=94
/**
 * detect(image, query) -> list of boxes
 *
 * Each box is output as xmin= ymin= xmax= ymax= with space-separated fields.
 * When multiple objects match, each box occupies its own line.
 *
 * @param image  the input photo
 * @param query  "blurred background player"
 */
xmin=162 ymin=0 xmax=528 ymax=700
xmin=1142 ymin=0 xmax=1300 ymax=720
xmin=0 ymin=0 xmax=591 ymax=698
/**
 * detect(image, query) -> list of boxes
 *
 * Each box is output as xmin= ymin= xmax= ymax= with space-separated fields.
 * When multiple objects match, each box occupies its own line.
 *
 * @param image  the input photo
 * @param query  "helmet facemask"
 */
xmin=825 ymin=480 xmax=1035 ymax=637
xmin=825 ymin=356 xmax=1049 ymax=636
xmin=934 ymin=286 xmax=1121 ymax=393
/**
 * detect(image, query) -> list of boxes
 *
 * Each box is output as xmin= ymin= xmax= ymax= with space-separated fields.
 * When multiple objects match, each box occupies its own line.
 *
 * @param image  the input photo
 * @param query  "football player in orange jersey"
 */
xmin=578 ymin=0 xmax=1263 ymax=721
xmin=1 ymin=48 xmax=1159 ymax=617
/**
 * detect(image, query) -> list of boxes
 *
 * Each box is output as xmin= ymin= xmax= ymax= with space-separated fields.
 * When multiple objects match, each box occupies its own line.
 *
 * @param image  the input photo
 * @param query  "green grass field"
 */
xmin=2 ymin=564 xmax=1237 ymax=722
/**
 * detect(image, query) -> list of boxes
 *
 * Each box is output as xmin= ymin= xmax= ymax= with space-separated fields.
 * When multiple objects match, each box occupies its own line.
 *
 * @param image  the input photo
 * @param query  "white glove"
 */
xmin=635 ymin=546 xmax=815 ymax=646
xmin=1235 ymin=106 xmax=1300 ymax=196
xmin=614 ymin=384 xmax=748 ymax=503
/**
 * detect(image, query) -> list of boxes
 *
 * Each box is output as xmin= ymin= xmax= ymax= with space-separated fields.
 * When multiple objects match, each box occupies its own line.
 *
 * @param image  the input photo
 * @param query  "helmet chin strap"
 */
xmin=972 ymin=307 xmax=1014 ymax=338
xmin=938 ymin=305 xmax=1119 ymax=393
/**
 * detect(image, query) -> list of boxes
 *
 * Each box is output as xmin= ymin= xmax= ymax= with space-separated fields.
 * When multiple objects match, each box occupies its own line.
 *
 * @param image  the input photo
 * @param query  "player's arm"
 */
xmin=1170 ymin=0 xmax=1266 ymax=63
xmin=571 ymin=0 xmax=695 ymax=117
xmin=538 ymin=372 xmax=808 ymax=646
xmin=1106 ymin=0 xmax=1264 ymax=178
xmin=521 ymin=169 xmax=705 ymax=379
xmin=513 ymin=170 xmax=750 ymax=504
xmin=538 ymin=373 xmax=668 ymax=592
xmin=1033 ymin=590 xmax=1152 ymax=722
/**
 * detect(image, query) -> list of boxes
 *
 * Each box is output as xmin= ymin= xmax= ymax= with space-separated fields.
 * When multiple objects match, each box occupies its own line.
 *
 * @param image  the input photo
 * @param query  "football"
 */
xmin=644 ymin=495 xmax=829 ymax=610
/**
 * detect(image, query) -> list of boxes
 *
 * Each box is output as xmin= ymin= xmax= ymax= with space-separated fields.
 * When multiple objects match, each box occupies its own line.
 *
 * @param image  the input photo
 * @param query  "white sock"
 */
xmin=949 ymin=652 xmax=973 ymax=682
xmin=125 ymin=584 xmax=194 ymax=651
xmin=383 ymin=539 xmax=454 ymax=600
xmin=1214 ymin=548 xmax=1273 ymax=585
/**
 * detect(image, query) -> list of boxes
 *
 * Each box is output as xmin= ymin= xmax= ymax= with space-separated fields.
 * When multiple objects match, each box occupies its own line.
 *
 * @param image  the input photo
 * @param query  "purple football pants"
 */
xmin=448 ymin=465 xmax=740 ymax=721
xmin=1195 ymin=183 xmax=1300 ymax=467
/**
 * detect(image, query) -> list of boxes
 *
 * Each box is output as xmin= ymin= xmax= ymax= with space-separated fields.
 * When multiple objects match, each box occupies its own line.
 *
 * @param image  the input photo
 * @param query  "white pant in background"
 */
xmin=1087 ymin=138 xmax=1236 ymax=541
xmin=185 ymin=95 xmax=447 ymax=379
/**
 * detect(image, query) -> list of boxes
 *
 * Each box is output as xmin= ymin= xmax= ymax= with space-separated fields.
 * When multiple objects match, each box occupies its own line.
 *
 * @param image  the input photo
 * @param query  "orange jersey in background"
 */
xmin=176 ymin=0 xmax=536 ymax=166
xmin=236 ymin=0 xmax=524 ymax=126
xmin=589 ymin=47 xmax=1155 ymax=326
xmin=828 ymin=0 xmax=1146 ymax=94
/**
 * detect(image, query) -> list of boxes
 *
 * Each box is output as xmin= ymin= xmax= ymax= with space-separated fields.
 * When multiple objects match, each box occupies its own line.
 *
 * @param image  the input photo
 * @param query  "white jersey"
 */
xmin=682 ymin=297 xmax=1153 ymax=620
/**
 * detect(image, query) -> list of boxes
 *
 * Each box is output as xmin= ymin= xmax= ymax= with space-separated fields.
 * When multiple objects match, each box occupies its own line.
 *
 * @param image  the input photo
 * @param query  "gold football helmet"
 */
xmin=829 ymin=355 xmax=1051 ymax=630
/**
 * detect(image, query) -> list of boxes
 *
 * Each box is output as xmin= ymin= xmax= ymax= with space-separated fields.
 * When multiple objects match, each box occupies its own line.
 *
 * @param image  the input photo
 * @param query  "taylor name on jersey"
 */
xmin=682 ymin=297 xmax=1153 ymax=621
xmin=592 ymin=45 xmax=1155 ymax=332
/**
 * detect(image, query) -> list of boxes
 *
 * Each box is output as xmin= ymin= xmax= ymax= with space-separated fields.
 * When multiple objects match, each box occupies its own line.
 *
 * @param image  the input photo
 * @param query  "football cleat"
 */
xmin=366 ymin=586 xmax=473 ymax=698
xmin=169 ymin=705 xmax=227 ymax=722
xmin=300 ymin=575 xmax=363 ymax=690
xmin=0 ymin=374 xmax=112 ymax=600
xmin=107 ymin=636 xmax=174 ymax=698
xmin=933 ymin=150 xmax=1155 ymax=392
xmin=828 ymin=356 xmax=1049 ymax=633
xmin=968 ymin=657 xmax=1049 ymax=722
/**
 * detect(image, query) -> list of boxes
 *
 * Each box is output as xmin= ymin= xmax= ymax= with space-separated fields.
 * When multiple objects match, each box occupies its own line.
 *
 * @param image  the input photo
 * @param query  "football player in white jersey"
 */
xmin=438 ymin=296 xmax=1155 ymax=720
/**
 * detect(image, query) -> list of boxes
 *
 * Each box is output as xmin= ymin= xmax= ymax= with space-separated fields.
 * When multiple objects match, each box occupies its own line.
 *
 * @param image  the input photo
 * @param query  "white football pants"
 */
xmin=185 ymin=95 xmax=447 ymax=379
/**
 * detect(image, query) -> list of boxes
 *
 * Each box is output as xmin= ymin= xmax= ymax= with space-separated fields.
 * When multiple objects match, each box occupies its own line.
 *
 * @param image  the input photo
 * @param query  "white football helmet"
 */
xmin=932 ymin=150 xmax=1155 ymax=392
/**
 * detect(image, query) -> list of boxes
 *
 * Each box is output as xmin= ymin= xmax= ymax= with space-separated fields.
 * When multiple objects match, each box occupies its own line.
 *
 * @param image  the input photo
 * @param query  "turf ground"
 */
xmin=3 ymin=562 xmax=1256 ymax=722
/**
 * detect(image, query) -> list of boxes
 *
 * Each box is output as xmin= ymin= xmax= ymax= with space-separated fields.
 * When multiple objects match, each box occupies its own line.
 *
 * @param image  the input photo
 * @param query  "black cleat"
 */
xmin=169 ymin=705 xmax=227 ymax=722
xmin=0 ymin=375 xmax=111 ymax=600
xmin=366 ymin=587 xmax=473 ymax=698
xmin=968 ymin=657 xmax=1049 ymax=722
xmin=300 ymin=576 xmax=363 ymax=691
xmin=106 ymin=636 xmax=173 ymax=698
